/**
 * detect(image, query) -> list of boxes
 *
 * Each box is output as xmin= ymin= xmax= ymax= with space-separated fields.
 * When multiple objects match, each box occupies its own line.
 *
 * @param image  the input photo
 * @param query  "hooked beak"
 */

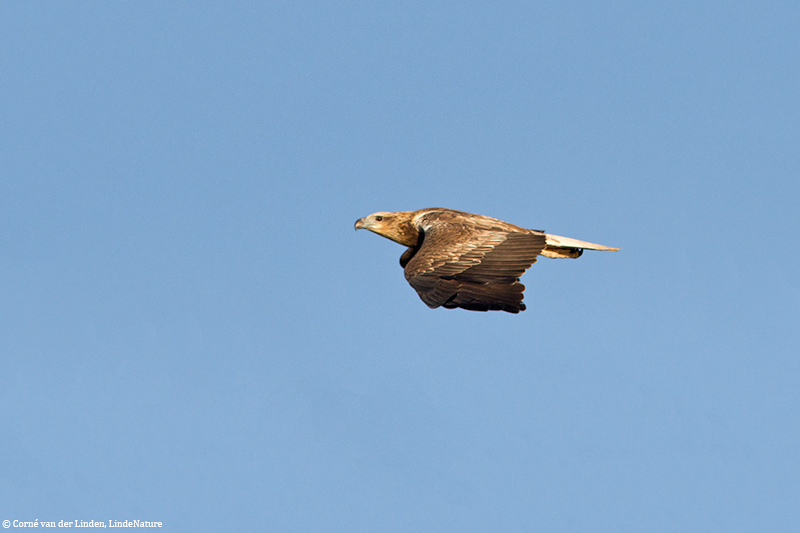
xmin=354 ymin=218 xmax=367 ymax=230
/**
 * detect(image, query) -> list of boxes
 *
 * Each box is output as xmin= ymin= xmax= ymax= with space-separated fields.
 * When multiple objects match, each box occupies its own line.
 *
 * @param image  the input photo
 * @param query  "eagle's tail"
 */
xmin=540 ymin=233 xmax=620 ymax=259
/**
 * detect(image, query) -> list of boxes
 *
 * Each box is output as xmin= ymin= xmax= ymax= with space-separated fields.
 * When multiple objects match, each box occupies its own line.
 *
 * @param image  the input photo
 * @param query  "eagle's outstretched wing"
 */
xmin=403 ymin=219 xmax=546 ymax=313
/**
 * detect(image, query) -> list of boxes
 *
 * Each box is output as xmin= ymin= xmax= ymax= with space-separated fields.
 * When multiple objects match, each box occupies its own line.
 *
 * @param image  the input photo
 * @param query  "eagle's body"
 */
xmin=355 ymin=208 xmax=618 ymax=313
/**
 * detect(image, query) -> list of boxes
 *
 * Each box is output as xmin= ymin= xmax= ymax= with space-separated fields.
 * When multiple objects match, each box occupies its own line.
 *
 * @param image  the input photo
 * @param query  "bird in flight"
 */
xmin=355 ymin=208 xmax=619 ymax=313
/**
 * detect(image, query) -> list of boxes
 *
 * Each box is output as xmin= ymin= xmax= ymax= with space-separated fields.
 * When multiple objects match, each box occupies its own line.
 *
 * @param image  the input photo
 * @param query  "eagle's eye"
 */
xmin=375 ymin=215 xmax=384 ymax=221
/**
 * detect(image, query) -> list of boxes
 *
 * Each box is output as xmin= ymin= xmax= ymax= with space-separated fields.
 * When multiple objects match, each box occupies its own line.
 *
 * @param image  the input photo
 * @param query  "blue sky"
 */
xmin=1 ymin=2 xmax=798 ymax=531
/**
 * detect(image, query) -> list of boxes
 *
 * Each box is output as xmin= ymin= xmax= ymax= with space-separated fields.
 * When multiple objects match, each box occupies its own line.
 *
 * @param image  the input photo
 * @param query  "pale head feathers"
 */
xmin=354 ymin=211 xmax=419 ymax=247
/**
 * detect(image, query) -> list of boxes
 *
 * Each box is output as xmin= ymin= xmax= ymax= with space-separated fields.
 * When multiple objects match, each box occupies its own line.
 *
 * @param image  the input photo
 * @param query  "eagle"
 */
xmin=355 ymin=208 xmax=619 ymax=313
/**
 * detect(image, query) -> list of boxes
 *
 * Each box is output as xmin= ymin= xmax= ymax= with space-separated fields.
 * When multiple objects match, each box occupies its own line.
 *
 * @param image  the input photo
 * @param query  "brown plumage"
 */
xmin=355 ymin=208 xmax=619 ymax=313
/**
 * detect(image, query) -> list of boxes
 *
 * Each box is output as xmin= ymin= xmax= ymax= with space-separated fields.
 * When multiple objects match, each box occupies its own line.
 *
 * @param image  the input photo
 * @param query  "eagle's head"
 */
xmin=354 ymin=211 xmax=419 ymax=247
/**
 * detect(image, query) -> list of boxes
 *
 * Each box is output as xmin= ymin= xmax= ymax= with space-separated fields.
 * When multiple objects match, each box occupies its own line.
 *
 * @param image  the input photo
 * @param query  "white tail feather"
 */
xmin=541 ymin=233 xmax=620 ymax=259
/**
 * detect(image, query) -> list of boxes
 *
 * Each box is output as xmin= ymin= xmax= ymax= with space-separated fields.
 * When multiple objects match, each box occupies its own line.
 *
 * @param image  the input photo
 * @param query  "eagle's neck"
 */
xmin=385 ymin=218 xmax=419 ymax=247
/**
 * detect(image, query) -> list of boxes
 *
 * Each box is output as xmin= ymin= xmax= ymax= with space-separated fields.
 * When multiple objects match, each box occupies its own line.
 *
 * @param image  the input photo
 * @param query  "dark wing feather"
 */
xmin=404 ymin=220 xmax=545 ymax=313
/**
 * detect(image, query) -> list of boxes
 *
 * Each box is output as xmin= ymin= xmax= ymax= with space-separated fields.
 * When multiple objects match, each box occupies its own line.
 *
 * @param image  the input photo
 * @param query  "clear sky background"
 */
xmin=1 ymin=2 xmax=798 ymax=531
